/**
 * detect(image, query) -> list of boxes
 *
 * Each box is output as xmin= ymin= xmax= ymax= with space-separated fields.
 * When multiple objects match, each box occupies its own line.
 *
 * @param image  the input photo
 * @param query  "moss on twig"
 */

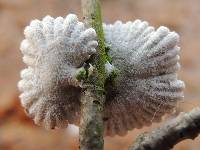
xmin=80 ymin=0 xmax=107 ymax=149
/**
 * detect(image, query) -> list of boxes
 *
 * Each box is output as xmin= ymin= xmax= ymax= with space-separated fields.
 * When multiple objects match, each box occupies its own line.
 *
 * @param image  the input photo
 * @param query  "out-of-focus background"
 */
xmin=0 ymin=0 xmax=200 ymax=149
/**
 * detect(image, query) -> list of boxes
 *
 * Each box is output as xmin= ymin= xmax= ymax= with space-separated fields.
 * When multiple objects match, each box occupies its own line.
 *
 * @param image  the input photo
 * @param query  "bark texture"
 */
xmin=80 ymin=0 xmax=107 ymax=149
xmin=80 ymin=88 xmax=105 ymax=150
xmin=128 ymin=107 xmax=200 ymax=150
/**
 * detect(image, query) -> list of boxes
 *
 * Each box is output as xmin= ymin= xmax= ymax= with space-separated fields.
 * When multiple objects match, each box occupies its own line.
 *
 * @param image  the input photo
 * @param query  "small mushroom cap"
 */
xmin=18 ymin=14 xmax=98 ymax=129
xmin=103 ymin=20 xmax=185 ymax=136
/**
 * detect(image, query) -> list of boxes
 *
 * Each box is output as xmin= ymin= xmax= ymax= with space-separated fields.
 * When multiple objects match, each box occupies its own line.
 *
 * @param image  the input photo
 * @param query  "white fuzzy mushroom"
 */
xmin=103 ymin=20 xmax=185 ymax=136
xmin=18 ymin=14 xmax=98 ymax=129
xmin=18 ymin=16 xmax=185 ymax=136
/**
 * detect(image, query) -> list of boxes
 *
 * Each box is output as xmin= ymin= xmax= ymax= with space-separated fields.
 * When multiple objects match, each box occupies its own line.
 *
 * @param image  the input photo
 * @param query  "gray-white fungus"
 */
xmin=18 ymin=15 xmax=185 ymax=136
xmin=18 ymin=14 xmax=97 ymax=129
xmin=103 ymin=20 xmax=185 ymax=136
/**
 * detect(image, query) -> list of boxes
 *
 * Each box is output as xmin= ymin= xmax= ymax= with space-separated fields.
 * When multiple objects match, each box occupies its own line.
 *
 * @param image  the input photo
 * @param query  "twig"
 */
xmin=79 ymin=0 xmax=107 ymax=149
xmin=128 ymin=107 xmax=200 ymax=150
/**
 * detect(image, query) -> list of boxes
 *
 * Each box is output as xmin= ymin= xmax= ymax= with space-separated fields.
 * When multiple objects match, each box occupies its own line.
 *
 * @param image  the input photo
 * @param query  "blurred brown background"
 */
xmin=0 ymin=0 xmax=200 ymax=149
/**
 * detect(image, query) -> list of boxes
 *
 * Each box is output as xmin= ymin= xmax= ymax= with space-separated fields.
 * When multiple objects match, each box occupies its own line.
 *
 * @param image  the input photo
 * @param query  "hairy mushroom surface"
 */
xmin=18 ymin=14 xmax=98 ymax=129
xmin=18 ymin=16 xmax=185 ymax=136
xmin=103 ymin=20 xmax=185 ymax=136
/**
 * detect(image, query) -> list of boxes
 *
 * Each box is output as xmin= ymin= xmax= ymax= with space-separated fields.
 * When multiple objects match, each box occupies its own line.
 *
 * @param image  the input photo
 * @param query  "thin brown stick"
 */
xmin=128 ymin=107 xmax=200 ymax=150
xmin=79 ymin=0 xmax=107 ymax=149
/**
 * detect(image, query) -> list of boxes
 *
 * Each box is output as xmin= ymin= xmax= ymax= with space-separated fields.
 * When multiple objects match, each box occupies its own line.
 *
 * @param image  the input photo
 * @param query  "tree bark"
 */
xmin=80 ymin=87 xmax=105 ymax=150
xmin=80 ymin=0 xmax=107 ymax=150
xmin=128 ymin=107 xmax=200 ymax=150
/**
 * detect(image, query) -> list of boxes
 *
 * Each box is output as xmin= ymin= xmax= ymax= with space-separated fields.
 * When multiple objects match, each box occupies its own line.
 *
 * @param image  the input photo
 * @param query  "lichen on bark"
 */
xmin=80 ymin=0 xmax=109 ymax=149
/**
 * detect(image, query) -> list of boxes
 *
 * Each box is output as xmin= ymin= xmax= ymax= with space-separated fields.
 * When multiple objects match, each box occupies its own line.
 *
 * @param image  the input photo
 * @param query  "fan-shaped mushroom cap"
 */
xmin=18 ymin=14 xmax=98 ymax=129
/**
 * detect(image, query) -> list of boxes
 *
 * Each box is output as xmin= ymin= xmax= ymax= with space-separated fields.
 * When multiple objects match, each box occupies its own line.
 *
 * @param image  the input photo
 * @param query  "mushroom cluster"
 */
xmin=18 ymin=14 xmax=185 ymax=136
